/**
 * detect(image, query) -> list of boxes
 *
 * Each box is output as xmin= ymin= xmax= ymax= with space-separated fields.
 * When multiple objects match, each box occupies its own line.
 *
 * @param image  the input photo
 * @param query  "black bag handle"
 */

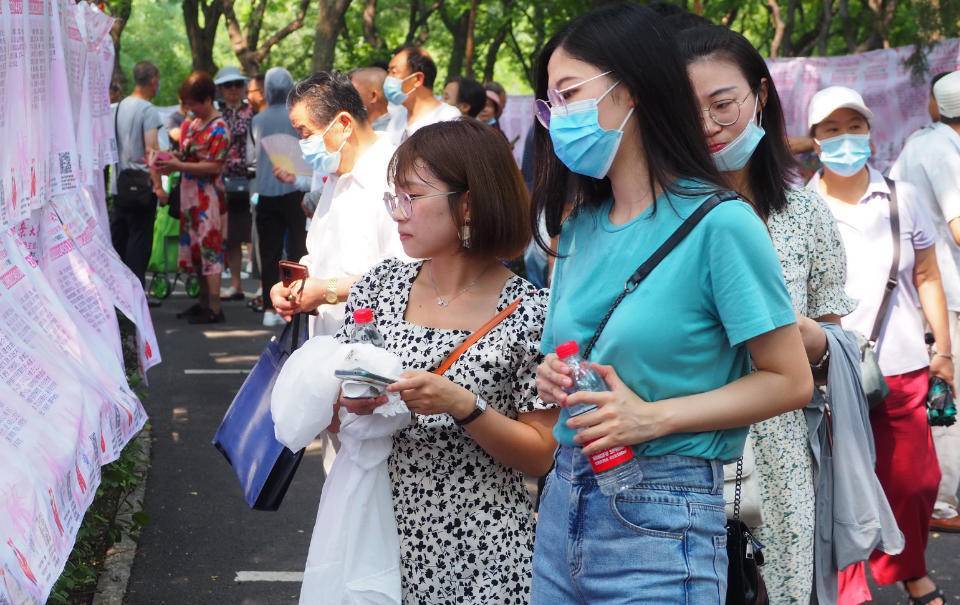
xmin=582 ymin=190 xmax=740 ymax=359
xmin=868 ymin=178 xmax=900 ymax=347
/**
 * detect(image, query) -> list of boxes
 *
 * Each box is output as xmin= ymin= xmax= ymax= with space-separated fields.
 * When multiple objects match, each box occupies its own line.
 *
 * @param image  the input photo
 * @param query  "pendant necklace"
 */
xmin=428 ymin=261 xmax=493 ymax=307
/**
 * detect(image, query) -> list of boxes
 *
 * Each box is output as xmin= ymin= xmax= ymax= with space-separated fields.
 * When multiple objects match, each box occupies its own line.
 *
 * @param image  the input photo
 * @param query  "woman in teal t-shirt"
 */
xmin=529 ymin=5 xmax=814 ymax=604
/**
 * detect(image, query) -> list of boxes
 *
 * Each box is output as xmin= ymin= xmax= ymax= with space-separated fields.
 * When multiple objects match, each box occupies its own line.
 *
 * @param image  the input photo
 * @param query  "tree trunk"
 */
xmin=839 ymin=0 xmax=859 ymax=52
xmin=224 ymin=0 xmax=311 ymax=75
xmin=405 ymin=0 xmax=442 ymax=45
xmin=482 ymin=22 xmax=510 ymax=83
xmin=462 ymin=0 xmax=480 ymax=78
xmin=313 ymin=0 xmax=353 ymax=72
xmin=440 ymin=8 xmax=469 ymax=82
xmin=362 ymin=0 xmax=384 ymax=50
xmin=766 ymin=0 xmax=787 ymax=57
xmin=816 ymin=0 xmax=835 ymax=54
xmin=106 ymin=0 xmax=133 ymax=92
xmin=182 ymin=0 xmax=222 ymax=74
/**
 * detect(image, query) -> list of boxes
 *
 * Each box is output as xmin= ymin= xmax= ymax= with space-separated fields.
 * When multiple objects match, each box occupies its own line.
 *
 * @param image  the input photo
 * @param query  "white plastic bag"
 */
xmin=270 ymin=336 xmax=409 ymax=604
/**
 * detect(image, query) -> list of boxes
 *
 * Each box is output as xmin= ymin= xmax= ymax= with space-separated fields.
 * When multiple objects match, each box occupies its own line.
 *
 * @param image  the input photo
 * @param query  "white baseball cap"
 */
xmin=807 ymin=86 xmax=874 ymax=130
xmin=934 ymin=71 xmax=960 ymax=119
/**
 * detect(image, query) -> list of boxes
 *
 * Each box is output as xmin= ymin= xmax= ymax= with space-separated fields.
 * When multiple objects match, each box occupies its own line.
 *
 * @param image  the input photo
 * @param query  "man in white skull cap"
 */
xmin=891 ymin=70 xmax=960 ymax=533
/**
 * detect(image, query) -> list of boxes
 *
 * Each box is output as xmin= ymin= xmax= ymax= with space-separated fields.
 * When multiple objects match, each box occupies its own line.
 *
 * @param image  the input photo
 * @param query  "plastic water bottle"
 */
xmin=928 ymin=377 xmax=957 ymax=427
xmin=349 ymin=308 xmax=384 ymax=347
xmin=556 ymin=340 xmax=644 ymax=495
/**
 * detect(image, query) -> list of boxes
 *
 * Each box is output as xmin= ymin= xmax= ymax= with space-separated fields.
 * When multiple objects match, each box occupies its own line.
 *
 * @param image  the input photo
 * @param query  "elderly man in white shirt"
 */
xmin=271 ymin=71 xmax=409 ymax=473
xmin=891 ymin=70 xmax=960 ymax=533
xmin=381 ymin=44 xmax=461 ymax=144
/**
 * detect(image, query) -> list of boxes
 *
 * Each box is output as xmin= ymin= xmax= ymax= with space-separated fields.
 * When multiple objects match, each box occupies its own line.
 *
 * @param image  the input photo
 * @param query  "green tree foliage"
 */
xmin=107 ymin=0 xmax=960 ymax=101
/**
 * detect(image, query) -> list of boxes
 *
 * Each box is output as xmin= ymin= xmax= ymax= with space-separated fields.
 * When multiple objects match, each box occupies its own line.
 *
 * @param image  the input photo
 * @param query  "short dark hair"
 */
xmin=288 ymin=70 xmax=368 ymax=126
xmin=533 ymin=4 xmax=723 ymax=252
xmin=252 ymin=74 xmax=265 ymax=87
xmin=678 ymin=24 xmax=797 ymax=219
xmin=943 ymin=115 xmax=960 ymax=125
xmin=448 ymin=77 xmax=486 ymax=117
xmin=395 ymin=45 xmax=438 ymax=89
xmin=179 ymin=71 xmax=216 ymax=103
xmin=389 ymin=119 xmax=531 ymax=259
xmin=132 ymin=61 xmax=159 ymax=87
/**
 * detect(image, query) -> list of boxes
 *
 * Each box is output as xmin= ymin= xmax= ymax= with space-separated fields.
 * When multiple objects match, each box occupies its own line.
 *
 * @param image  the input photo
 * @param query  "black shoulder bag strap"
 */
xmin=582 ymin=190 xmax=740 ymax=359
xmin=868 ymin=178 xmax=900 ymax=348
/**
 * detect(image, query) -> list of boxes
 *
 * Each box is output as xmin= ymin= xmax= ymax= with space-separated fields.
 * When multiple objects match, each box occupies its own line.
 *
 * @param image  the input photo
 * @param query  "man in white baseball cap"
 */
xmin=809 ymin=85 xmax=952 ymax=605
xmin=892 ymin=70 xmax=960 ymax=536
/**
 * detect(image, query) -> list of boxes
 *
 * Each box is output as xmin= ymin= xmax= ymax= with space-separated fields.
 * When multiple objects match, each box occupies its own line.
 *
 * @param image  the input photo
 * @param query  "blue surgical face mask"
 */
xmin=299 ymin=116 xmax=346 ymax=175
xmin=486 ymin=117 xmax=497 ymax=126
xmin=383 ymin=74 xmax=417 ymax=106
xmin=816 ymin=133 xmax=871 ymax=177
xmin=712 ymin=95 xmax=765 ymax=172
xmin=548 ymin=81 xmax=634 ymax=179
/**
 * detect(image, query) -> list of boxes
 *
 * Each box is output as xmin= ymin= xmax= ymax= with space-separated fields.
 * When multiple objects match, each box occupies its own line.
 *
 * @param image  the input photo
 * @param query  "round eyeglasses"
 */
xmin=383 ymin=190 xmax=462 ymax=221
xmin=702 ymin=91 xmax=756 ymax=127
xmin=535 ymin=71 xmax=613 ymax=129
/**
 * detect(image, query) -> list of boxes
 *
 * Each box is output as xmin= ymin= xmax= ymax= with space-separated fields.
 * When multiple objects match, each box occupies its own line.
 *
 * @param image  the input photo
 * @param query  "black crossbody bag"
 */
xmin=114 ymin=98 xmax=156 ymax=210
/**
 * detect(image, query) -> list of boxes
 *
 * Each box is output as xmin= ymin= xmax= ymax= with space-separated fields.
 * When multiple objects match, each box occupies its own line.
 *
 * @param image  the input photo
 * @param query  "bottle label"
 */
xmin=587 ymin=445 xmax=635 ymax=473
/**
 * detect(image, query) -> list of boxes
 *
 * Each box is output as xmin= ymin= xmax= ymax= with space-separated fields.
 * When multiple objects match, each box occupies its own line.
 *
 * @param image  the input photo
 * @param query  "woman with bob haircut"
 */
xmin=275 ymin=118 xmax=559 ymax=604
xmin=529 ymin=4 xmax=813 ymax=602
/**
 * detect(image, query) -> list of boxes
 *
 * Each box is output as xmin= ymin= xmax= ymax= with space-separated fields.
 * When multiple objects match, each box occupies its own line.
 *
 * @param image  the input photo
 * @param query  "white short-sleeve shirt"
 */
xmin=890 ymin=122 xmax=960 ymax=311
xmin=384 ymin=101 xmax=461 ymax=145
xmin=810 ymin=167 xmax=936 ymax=376
xmin=300 ymin=134 xmax=410 ymax=336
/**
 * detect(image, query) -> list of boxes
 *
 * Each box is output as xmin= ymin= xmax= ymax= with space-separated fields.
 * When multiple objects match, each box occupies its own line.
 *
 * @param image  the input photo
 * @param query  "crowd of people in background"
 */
xmin=110 ymin=2 xmax=960 ymax=603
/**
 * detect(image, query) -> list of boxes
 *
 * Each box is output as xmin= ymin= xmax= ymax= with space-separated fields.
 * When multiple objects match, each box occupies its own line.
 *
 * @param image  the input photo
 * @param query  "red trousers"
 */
xmin=839 ymin=368 xmax=941 ymax=603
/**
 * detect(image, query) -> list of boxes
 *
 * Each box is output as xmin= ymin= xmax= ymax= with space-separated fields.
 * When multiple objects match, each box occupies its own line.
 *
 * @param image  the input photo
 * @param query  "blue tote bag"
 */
xmin=213 ymin=313 xmax=309 ymax=511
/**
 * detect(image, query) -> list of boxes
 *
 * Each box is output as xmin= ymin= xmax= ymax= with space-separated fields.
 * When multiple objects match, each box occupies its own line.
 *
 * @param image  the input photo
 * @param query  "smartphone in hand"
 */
xmin=279 ymin=260 xmax=308 ymax=287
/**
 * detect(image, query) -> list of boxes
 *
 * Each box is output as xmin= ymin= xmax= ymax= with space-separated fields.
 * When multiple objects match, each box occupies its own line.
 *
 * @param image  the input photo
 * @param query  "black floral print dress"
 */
xmin=336 ymin=259 xmax=554 ymax=605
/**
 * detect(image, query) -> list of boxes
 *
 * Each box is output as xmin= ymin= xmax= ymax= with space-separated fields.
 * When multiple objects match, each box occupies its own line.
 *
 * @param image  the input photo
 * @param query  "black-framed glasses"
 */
xmin=535 ymin=70 xmax=613 ymax=128
xmin=702 ymin=91 xmax=755 ymax=127
xmin=383 ymin=191 xmax=462 ymax=221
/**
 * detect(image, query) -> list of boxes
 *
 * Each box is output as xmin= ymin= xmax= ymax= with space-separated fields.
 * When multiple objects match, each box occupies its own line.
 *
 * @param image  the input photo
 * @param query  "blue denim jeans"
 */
xmin=532 ymin=447 xmax=728 ymax=604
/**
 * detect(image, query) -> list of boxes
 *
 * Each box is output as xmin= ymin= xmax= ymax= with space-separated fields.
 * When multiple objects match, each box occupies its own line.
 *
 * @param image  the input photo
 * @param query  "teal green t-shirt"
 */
xmin=543 ymin=185 xmax=795 ymax=463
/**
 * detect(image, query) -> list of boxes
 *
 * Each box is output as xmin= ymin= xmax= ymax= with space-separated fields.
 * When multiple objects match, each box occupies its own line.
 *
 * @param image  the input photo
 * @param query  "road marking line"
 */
xmin=183 ymin=369 xmax=251 ymax=375
xmin=234 ymin=571 xmax=304 ymax=583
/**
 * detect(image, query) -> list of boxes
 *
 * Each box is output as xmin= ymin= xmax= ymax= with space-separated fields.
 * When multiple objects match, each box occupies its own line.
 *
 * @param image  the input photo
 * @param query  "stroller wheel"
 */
xmin=185 ymin=275 xmax=201 ymax=299
xmin=150 ymin=273 xmax=172 ymax=300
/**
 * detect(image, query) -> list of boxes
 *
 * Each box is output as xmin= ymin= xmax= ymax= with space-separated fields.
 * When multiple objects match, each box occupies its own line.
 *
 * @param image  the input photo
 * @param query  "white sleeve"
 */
xmin=926 ymin=141 xmax=960 ymax=222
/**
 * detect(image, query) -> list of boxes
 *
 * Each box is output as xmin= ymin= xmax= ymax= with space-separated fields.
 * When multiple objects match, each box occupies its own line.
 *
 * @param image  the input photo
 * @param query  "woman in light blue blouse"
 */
xmin=529 ymin=5 xmax=814 ymax=603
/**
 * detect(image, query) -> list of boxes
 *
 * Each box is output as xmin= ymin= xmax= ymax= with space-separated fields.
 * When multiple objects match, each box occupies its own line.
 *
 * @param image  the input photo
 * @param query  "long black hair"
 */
xmin=532 ymin=3 xmax=724 ymax=252
xmin=677 ymin=25 xmax=797 ymax=219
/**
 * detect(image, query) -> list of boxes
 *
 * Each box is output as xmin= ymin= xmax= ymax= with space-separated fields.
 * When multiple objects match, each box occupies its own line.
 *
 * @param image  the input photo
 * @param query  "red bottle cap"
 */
xmin=353 ymin=308 xmax=374 ymax=324
xmin=555 ymin=341 xmax=579 ymax=359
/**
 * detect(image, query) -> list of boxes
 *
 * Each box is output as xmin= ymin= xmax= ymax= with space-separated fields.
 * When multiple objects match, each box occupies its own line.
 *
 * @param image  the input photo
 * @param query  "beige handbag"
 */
xmin=723 ymin=438 xmax=764 ymax=528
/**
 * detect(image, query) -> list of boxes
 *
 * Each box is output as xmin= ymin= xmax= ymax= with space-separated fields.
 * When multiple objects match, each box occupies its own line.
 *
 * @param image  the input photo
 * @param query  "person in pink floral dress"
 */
xmin=157 ymin=71 xmax=230 ymax=324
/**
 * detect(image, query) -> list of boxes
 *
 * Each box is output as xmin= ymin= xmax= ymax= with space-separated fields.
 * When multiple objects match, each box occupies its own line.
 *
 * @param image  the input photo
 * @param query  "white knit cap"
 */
xmin=934 ymin=71 xmax=960 ymax=119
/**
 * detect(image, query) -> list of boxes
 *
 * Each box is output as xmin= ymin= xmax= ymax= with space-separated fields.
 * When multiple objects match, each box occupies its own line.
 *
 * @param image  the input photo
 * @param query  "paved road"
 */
xmin=124 ymin=282 xmax=960 ymax=604
xmin=126 ymin=283 xmax=319 ymax=605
